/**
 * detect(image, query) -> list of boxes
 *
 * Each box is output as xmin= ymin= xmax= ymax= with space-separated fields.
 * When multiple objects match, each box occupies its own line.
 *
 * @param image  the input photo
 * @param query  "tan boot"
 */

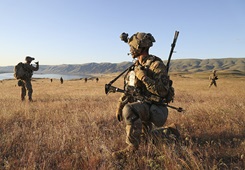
xmin=112 ymin=145 xmax=138 ymax=159
xmin=166 ymin=123 xmax=180 ymax=139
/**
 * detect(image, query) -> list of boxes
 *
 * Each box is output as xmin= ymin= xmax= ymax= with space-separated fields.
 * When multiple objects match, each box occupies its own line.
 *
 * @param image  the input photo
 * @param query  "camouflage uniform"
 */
xmin=209 ymin=70 xmax=218 ymax=88
xmin=113 ymin=32 xmax=172 ymax=157
xmin=20 ymin=57 xmax=39 ymax=101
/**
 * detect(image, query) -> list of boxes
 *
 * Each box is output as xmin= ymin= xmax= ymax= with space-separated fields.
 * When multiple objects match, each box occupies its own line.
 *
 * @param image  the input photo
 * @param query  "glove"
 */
xmin=116 ymin=95 xmax=129 ymax=122
xmin=134 ymin=66 xmax=146 ymax=81
xmin=116 ymin=107 xmax=123 ymax=122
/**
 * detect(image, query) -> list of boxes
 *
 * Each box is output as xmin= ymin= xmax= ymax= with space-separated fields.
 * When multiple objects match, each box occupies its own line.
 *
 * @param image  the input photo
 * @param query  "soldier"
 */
xmin=112 ymin=32 xmax=174 ymax=158
xmin=60 ymin=77 xmax=64 ymax=84
xmin=84 ymin=77 xmax=87 ymax=83
xmin=209 ymin=69 xmax=218 ymax=88
xmin=19 ymin=56 xmax=39 ymax=101
xmin=96 ymin=77 xmax=99 ymax=82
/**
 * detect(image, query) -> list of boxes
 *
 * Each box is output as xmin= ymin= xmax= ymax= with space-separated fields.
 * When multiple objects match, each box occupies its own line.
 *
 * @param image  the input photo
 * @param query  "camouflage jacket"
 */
xmin=22 ymin=63 xmax=39 ymax=80
xmin=123 ymin=55 xmax=170 ymax=103
xmin=209 ymin=73 xmax=218 ymax=81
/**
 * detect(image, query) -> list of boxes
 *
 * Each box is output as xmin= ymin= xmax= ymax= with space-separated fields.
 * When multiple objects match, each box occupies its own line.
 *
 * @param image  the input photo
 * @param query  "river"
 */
xmin=0 ymin=73 xmax=86 ymax=80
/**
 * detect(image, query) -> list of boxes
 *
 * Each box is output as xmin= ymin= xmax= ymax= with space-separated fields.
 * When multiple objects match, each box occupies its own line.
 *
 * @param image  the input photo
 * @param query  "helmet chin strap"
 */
xmin=130 ymin=46 xmax=144 ymax=59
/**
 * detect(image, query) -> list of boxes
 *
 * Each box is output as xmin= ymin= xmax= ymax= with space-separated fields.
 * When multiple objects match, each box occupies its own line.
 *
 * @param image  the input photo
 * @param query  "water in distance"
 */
xmin=0 ymin=73 xmax=86 ymax=80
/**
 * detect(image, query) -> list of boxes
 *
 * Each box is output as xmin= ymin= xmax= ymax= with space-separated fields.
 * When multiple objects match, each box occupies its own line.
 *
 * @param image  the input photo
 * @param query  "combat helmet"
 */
xmin=120 ymin=32 xmax=155 ymax=58
xmin=25 ymin=56 xmax=35 ymax=62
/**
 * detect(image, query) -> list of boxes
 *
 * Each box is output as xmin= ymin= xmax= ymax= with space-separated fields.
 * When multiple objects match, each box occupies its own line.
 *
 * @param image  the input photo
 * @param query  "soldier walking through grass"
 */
xmin=17 ymin=56 xmax=39 ymax=101
xmin=209 ymin=69 xmax=218 ymax=88
xmin=112 ymin=32 xmax=176 ymax=159
xmin=60 ymin=77 xmax=64 ymax=84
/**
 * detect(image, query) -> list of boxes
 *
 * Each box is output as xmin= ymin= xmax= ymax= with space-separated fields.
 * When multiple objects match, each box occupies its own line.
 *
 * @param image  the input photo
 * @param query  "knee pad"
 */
xmin=122 ymin=104 xmax=140 ymax=125
xmin=150 ymin=104 xmax=168 ymax=127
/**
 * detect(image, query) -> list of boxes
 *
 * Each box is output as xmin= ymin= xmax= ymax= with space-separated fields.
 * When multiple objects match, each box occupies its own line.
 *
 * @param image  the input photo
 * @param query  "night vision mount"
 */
xmin=120 ymin=32 xmax=129 ymax=43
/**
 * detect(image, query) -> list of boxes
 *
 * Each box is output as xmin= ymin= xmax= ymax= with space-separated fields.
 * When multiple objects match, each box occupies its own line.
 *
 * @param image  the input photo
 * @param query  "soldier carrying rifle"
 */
xmin=109 ymin=32 xmax=180 ymax=159
xmin=14 ymin=56 xmax=39 ymax=102
xmin=209 ymin=69 xmax=218 ymax=88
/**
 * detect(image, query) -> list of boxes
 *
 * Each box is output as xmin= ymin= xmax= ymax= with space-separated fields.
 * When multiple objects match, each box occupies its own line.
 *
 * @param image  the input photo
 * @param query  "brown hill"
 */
xmin=0 ymin=58 xmax=244 ymax=75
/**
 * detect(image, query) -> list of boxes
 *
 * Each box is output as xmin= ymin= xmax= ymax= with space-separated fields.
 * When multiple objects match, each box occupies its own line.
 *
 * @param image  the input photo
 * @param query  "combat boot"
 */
xmin=151 ymin=123 xmax=181 ymax=145
xmin=164 ymin=123 xmax=180 ymax=139
xmin=112 ymin=145 xmax=138 ymax=159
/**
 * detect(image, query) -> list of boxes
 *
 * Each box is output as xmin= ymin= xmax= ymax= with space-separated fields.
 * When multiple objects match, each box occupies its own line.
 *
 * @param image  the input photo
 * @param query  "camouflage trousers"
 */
xmin=209 ymin=79 xmax=217 ymax=88
xmin=122 ymin=101 xmax=168 ymax=148
xmin=20 ymin=79 xmax=33 ymax=101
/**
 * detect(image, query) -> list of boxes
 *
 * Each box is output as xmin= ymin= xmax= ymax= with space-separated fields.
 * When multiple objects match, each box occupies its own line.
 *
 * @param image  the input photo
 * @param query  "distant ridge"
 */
xmin=0 ymin=58 xmax=244 ymax=75
xmin=169 ymin=58 xmax=244 ymax=73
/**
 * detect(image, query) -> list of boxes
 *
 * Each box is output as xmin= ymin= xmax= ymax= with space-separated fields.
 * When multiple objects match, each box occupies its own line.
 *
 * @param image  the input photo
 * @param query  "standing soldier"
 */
xmin=60 ymin=77 xmax=64 ymax=84
xmin=209 ymin=69 xmax=218 ymax=88
xmin=18 ymin=56 xmax=39 ymax=101
xmin=112 ymin=32 xmax=175 ymax=158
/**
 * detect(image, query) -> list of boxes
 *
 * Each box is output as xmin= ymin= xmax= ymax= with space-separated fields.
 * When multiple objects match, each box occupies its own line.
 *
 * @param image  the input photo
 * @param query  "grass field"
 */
xmin=0 ymin=73 xmax=244 ymax=170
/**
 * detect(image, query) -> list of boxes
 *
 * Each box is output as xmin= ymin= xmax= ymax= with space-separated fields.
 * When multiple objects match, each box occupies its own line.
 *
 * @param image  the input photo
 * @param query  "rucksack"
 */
xmin=14 ymin=62 xmax=26 ymax=80
xmin=164 ymin=79 xmax=175 ymax=103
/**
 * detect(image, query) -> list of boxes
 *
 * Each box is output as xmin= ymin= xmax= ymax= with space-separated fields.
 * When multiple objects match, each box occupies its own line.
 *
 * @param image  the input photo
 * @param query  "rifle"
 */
xmin=105 ymin=63 xmax=134 ymax=94
xmin=105 ymin=84 xmax=183 ymax=112
xmin=166 ymin=31 xmax=179 ymax=73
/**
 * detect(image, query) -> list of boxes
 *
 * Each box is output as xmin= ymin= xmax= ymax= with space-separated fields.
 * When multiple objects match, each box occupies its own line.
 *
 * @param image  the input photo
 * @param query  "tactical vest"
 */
xmin=124 ymin=55 xmax=175 ymax=104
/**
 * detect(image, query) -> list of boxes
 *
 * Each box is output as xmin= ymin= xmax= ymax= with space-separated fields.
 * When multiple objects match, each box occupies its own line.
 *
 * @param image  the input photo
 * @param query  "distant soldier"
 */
xmin=209 ymin=69 xmax=218 ymax=88
xmin=60 ymin=77 xmax=63 ymax=84
xmin=84 ymin=77 xmax=87 ymax=83
xmin=96 ymin=77 xmax=99 ymax=82
xmin=18 ymin=56 xmax=39 ymax=101
xmin=50 ymin=79 xmax=53 ymax=83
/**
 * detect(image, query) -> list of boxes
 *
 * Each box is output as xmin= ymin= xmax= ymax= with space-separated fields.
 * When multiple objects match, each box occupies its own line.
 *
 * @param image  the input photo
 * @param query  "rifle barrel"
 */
xmin=108 ymin=63 xmax=134 ymax=85
xmin=166 ymin=31 xmax=179 ymax=73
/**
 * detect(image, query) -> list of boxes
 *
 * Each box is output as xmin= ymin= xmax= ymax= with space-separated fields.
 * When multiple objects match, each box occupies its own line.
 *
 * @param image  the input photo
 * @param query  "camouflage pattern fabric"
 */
xmin=136 ymin=55 xmax=170 ymax=101
xmin=117 ymin=55 xmax=170 ymax=148
xmin=209 ymin=70 xmax=218 ymax=88
xmin=20 ymin=79 xmax=33 ymax=101
xmin=20 ymin=62 xmax=39 ymax=101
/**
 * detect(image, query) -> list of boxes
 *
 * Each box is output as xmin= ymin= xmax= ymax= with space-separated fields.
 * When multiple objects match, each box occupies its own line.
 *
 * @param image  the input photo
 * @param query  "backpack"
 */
xmin=14 ymin=62 xmax=26 ymax=80
xmin=164 ymin=79 xmax=175 ymax=103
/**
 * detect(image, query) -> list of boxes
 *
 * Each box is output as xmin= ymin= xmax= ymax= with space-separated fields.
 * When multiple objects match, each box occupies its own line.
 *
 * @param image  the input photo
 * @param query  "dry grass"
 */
xmin=0 ymin=73 xmax=244 ymax=170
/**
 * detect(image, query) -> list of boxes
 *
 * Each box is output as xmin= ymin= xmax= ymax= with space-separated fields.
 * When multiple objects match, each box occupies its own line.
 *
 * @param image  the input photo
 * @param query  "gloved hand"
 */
xmin=134 ymin=66 xmax=146 ymax=81
xmin=116 ymin=107 xmax=123 ymax=122
xmin=116 ymin=95 xmax=129 ymax=122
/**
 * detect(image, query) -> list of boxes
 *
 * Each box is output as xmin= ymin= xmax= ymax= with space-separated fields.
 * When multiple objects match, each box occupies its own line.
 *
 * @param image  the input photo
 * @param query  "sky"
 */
xmin=0 ymin=0 xmax=244 ymax=66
